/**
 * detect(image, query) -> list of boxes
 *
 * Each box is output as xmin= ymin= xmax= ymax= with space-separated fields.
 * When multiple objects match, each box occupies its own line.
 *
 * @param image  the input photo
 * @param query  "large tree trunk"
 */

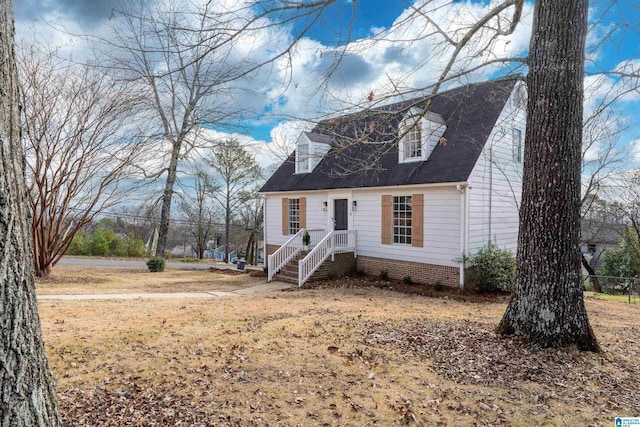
xmin=497 ymin=0 xmax=599 ymax=351
xmin=0 ymin=1 xmax=62 ymax=424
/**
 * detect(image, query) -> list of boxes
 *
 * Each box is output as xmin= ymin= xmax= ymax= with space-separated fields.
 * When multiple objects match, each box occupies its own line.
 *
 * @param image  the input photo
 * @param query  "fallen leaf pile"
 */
xmin=58 ymin=379 xmax=273 ymax=427
xmin=365 ymin=318 xmax=640 ymax=416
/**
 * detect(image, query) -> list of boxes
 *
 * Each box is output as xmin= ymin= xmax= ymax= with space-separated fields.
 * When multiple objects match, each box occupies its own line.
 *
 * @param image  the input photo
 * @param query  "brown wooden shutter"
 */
xmin=300 ymin=197 xmax=307 ymax=229
xmin=381 ymin=195 xmax=392 ymax=245
xmin=282 ymin=198 xmax=289 ymax=235
xmin=412 ymin=193 xmax=424 ymax=248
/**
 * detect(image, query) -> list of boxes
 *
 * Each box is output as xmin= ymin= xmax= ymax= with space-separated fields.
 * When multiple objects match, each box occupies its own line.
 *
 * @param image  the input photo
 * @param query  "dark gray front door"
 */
xmin=334 ymin=199 xmax=348 ymax=230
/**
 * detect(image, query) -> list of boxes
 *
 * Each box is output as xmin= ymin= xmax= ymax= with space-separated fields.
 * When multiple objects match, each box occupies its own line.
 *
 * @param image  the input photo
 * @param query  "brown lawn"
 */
xmin=36 ymin=266 xmax=263 ymax=295
xmin=37 ymin=270 xmax=640 ymax=426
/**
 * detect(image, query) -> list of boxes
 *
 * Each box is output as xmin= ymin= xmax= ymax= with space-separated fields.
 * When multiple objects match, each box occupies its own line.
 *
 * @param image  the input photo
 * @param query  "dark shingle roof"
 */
xmin=260 ymin=79 xmax=517 ymax=193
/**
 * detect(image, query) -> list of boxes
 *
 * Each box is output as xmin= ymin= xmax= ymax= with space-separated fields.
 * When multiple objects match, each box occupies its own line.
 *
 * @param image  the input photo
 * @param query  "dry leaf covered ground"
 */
xmin=37 ymin=268 xmax=640 ymax=426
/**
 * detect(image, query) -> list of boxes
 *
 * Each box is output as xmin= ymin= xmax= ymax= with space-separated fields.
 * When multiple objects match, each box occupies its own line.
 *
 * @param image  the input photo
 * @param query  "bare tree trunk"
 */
xmin=497 ymin=0 xmax=599 ymax=351
xmin=0 ymin=1 xmax=61 ymax=424
xmin=581 ymin=254 xmax=602 ymax=293
xmin=225 ymin=192 xmax=231 ymax=263
xmin=155 ymin=142 xmax=181 ymax=258
xmin=245 ymin=232 xmax=254 ymax=264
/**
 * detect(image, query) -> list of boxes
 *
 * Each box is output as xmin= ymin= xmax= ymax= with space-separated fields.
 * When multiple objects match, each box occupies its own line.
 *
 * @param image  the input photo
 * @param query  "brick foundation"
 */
xmin=267 ymin=244 xmax=460 ymax=288
xmin=357 ymin=256 xmax=460 ymax=288
xmin=308 ymin=252 xmax=357 ymax=282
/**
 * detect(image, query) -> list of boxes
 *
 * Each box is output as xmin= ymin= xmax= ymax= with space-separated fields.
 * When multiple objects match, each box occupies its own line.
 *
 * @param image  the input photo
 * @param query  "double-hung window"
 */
xmin=288 ymin=198 xmax=300 ymax=234
xmin=297 ymin=141 xmax=310 ymax=173
xmin=513 ymin=128 xmax=522 ymax=163
xmin=393 ymin=196 xmax=412 ymax=244
xmin=403 ymin=123 xmax=422 ymax=161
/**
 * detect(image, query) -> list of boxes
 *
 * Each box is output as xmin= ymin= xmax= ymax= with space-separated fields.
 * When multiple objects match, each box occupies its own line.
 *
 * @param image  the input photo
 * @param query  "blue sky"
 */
xmin=14 ymin=0 xmax=640 ymax=168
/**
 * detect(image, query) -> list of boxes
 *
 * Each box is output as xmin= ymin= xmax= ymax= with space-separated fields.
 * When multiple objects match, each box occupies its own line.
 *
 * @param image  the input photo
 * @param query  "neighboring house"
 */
xmin=260 ymin=79 xmax=526 ymax=287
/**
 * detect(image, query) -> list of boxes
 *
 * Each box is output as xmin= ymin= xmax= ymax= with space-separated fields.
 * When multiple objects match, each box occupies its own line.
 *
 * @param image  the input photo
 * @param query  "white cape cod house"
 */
xmin=260 ymin=79 xmax=526 ymax=288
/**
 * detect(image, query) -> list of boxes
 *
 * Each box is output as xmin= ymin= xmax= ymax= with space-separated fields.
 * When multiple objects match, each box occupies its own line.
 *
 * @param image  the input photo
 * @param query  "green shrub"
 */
xmin=146 ymin=256 xmax=166 ymax=272
xmin=67 ymin=231 xmax=91 ymax=255
xmin=465 ymin=246 xmax=515 ymax=292
xmin=599 ymin=245 xmax=640 ymax=294
xmin=403 ymin=275 xmax=412 ymax=284
xmin=380 ymin=269 xmax=389 ymax=281
xmin=125 ymin=236 xmax=146 ymax=257
xmin=89 ymin=227 xmax=113 ymax=256
xmin=356 ymin=268 xmax=366 ymax=277
xmin=434 ymin=281 xmax=443 ymax=291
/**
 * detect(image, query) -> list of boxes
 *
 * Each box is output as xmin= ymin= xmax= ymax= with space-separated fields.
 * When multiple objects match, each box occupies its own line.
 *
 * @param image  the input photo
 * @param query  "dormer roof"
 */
xmin=304 ymin=132 xmax=332 ymax=145
xmin=260 ymin=78 xmax=518 ymax=192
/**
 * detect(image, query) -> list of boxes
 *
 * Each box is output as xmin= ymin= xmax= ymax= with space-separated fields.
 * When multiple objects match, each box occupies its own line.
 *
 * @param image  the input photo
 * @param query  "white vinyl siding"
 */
xmin=265 ymin=193 xmax=328 ymax=245
xmin=467 ymin=82 xmax=526 ymax=255
xmin=265 ymin=186 xmax=460 ymax=267
xmin=353 ymin=187 xmax=461 ymax=267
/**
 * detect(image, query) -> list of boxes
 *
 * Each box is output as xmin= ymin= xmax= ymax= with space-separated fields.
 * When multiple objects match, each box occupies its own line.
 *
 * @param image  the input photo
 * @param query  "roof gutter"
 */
xmin=259 ymin=181 xmax=469 ymax=196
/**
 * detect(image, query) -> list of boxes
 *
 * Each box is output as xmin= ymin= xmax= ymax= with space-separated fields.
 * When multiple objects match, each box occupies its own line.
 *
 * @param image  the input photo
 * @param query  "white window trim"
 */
xmin=288 ymin=198 xmax=300 ymax=234
xmin=399 ymin=120 xmax=424 ymax=164
xmin=296 ymin=140 xmax=311 ymax=174
xmin=392 ymin=195 xmax=412 ymax=245
xmin=512 ymin=128 xmax=522 ymax=163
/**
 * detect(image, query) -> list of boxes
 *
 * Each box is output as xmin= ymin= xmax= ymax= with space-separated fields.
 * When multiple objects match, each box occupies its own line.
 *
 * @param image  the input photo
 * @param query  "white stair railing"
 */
xmin=267 ymin=228 xmax=327 ymax=281
xmin=298 ymin=230 xmax=357 ymax=287
xmin=268 ymin=229 xmax=304 ymax=281
xmin=298 ymin=231 xmax=334 ymax=287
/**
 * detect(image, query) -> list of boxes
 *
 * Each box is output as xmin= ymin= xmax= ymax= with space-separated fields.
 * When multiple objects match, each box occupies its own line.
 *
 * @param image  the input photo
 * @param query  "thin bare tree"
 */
xmin=18 ymin=40 xmax=148 ymax=277
xmin=206 ymin=138 xmax=262 ymax=262
xmin=98 ymin=0 xmax=275 ymax=260
xmin=178 ymin=169 xmax=218 ymax=259
xmin=238 ymin=187 xmax=264 ymax=265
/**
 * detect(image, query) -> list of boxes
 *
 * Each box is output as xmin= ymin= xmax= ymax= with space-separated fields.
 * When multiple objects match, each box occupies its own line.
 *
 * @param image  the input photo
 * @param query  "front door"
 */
xmin=334 ymin=199 xmax=348 ymax=230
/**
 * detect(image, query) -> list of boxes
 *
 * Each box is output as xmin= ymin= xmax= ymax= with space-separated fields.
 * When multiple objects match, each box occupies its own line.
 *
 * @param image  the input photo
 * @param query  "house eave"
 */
xmin=258 ymin=180 xmax=469 ymax=196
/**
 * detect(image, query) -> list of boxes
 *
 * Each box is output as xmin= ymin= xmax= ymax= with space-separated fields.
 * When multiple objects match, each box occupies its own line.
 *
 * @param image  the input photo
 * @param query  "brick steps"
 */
xmin=272 ymin=250 xmax=356 ymax=286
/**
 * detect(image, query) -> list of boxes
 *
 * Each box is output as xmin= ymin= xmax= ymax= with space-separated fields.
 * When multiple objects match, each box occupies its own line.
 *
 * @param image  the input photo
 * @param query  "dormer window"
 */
xmin=398 ymin=110 xmax=446 ymax=164
xmin=297 ymin=140 xmax=310 ymax=173
xmin=295 ymin=132 xmax=332 ymax=174
xmin=404 ymin=123 xmax=422 ymax=160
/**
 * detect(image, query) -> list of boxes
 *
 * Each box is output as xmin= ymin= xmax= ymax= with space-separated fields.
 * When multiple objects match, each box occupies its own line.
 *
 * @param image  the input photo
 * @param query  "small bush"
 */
xmin=434 ymin=281 xmax=443 ymax=291
xmin=356 ymin=268 xmax=366 ymax=277
xmin=380 ymin=269 xmax=389 ymax=281
xmin=146 ymin=256 xmax=166 ymax=272
xmin=403 ymin=275 xmax=412 ymax=284
xmin=465 ymin=246 xmax=515 ymax=292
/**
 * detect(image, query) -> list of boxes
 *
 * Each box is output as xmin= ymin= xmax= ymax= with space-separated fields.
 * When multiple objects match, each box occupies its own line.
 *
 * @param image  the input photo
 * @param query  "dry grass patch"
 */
xmin=36 ymin=266 xmax=262 ymax=295
xmin=39 ymin=287 xmax=640 ymax=426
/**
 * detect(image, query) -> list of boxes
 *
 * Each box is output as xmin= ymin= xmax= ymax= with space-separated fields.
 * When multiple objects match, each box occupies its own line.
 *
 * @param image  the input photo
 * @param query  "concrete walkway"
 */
xmin=37 ymin=281 xmax=294 ymax=300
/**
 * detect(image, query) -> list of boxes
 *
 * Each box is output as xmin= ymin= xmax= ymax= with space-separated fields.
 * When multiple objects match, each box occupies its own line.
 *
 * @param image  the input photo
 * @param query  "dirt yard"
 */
xmin=37 ymin=269 xmax=639 ymax=426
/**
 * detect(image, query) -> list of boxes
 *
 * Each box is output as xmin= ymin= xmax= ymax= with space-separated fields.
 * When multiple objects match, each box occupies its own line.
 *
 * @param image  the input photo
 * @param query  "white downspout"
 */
xmin=457 ymin=184 xmax=467 ymax=288
xmin=262 ymin=194 xmax=267 ymax=272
